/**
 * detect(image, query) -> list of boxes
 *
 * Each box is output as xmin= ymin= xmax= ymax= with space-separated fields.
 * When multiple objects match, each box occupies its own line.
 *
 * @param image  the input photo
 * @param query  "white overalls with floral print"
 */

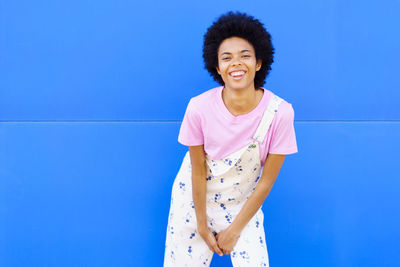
xmin=164 ymin=94 xmax=283 ymax=267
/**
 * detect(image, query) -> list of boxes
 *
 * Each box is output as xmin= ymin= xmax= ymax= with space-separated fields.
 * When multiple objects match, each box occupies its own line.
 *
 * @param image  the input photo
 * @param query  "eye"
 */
xmin=242 ymin=55 xmax=250 ymax=58
xmin=222 ymin=57 xmax=230 ymax=60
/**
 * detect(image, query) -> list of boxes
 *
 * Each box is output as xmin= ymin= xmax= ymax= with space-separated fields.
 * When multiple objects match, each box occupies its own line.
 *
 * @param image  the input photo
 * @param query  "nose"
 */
xmin=231 ymin=60 xmax=242 ymax=67
xmin=230 ymin=54 xmax=243 ymax=67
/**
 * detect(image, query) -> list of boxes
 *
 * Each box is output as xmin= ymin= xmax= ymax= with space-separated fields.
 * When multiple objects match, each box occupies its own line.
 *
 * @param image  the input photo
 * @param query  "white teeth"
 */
xmin=230 ymin=71 xmax=245 ymax=76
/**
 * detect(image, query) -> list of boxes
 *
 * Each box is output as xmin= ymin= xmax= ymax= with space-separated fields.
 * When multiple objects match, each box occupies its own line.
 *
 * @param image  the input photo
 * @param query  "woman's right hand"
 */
xmin=198 ymin=225 xmax=224 ymax=256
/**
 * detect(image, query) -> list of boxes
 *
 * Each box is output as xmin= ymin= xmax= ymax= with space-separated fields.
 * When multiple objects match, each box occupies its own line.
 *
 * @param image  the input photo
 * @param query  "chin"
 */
xmin=226 ymin=81 xmax=251 ymax=90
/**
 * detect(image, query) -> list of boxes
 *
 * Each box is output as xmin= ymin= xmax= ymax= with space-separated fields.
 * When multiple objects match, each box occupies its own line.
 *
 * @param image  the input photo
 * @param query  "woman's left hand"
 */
xmin=215 ymin=226 xmax=240 ymax=255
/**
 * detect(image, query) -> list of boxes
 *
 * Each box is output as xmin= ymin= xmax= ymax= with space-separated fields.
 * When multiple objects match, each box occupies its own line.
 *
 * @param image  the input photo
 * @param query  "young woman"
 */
xmin=164 ymin=11 xmax=298 ymax=266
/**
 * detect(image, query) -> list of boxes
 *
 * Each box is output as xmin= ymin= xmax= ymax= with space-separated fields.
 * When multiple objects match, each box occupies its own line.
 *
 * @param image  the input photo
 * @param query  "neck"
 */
xmin=222 ymin=84 xmax=263 ymax=115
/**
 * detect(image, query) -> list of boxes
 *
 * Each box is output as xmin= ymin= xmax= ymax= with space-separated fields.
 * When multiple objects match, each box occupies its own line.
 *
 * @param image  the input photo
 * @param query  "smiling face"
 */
xmin=216 ymin=36 xmax=262 ymax=91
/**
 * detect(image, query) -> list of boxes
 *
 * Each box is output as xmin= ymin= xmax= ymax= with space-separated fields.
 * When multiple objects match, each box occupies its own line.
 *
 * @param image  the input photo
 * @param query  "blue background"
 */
xmin=1 ymin=0 xmax=399 ymax=266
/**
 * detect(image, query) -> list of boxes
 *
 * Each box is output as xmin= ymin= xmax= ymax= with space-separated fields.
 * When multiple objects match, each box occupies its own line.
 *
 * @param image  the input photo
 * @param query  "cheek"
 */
xmin=218 ymin=63 xmax=228 ymax=74
xmin=248 ymin=59 xmax=258 ymax=69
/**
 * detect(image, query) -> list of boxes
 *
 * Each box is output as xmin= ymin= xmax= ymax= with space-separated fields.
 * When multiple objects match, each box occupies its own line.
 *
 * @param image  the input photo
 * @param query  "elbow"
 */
xmin=257 ymin=181 xmax=272 ymax=193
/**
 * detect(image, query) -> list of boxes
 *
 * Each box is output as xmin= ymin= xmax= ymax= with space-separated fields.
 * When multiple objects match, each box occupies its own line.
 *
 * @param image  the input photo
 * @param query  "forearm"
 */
xmin=192 ymin=173 xmax=208 ymax=229
xmin=188 ymin=145 xmax=209 ymax=231
xmin=228 ymin=181 xmax=272 ymax=234
xmin=229 ymin=154 xmax=286 ymax=235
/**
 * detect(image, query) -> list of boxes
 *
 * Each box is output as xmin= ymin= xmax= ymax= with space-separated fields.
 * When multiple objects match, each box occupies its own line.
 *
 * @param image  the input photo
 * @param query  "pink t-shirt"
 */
xmin=178 ymin=86 xmax=298 ymax=167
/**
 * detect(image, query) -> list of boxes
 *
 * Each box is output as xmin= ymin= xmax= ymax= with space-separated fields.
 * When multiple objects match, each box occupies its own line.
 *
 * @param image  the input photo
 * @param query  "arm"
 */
xmin=189 ymin=145 xmax=224 ymax=256
xmin=229 ymin=153 xmax=286 ymax=234
xmin=188 ymin=145 xmax=208 ymax=229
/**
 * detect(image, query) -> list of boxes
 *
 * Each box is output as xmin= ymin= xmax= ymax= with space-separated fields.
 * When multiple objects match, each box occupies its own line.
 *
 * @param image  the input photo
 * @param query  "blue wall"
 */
xmin=1 ymin=0 xmax=399 ymax=266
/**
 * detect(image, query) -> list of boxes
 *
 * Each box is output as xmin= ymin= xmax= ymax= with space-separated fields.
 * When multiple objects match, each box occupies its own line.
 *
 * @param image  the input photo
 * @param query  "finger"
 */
xmin=213 ymin=245 xmax=223 ymax=256
xmin=206 ymin=233 xmax=223 ymax=256
xmin=204 ymin=232 xmax=217 ymax=251
xmin=210 ymin=239 xmax=223 ymax=256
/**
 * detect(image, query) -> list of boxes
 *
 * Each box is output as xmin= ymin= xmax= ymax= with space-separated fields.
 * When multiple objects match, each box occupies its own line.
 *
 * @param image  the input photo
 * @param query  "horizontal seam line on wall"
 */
xmin=0 ymin=120 xmax=400 ymax=123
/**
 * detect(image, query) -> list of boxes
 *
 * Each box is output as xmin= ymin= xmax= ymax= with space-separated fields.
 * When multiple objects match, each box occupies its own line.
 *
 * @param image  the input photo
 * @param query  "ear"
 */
xmin=216 ymin=66 xmax=221 ymax=75
xmin=256 ymin=59 xmax=262 ymax=71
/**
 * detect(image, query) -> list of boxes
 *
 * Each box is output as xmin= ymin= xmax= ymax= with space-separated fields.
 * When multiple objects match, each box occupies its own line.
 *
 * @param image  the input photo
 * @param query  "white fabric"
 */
xmin=163 ymin=93 xmax=282 ymax=266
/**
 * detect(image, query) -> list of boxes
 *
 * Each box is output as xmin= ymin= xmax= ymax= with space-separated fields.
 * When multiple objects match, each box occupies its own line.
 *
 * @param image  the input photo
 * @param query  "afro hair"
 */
xmin=202 ymin=11 xmax=274 ymax=89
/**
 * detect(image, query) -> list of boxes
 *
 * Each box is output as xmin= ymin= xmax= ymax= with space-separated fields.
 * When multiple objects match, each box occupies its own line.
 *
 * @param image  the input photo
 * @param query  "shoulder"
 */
xmin=278 ymin=99 xmax=295 ymax=120
xmin=187 ymin=86 xmax=221 ymax=112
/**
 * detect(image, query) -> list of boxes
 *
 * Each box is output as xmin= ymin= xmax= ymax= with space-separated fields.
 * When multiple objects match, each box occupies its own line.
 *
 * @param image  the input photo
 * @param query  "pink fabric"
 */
xmin=178 ymin=86 xmax=298 ymax=167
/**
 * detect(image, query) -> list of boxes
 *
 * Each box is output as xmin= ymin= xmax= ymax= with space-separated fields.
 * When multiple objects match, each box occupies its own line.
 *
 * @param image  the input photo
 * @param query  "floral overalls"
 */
xmin=164 ymin=94 xmax=283 ymax=267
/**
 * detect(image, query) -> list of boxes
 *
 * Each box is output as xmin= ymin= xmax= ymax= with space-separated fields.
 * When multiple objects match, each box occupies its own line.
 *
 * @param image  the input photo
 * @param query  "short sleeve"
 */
xmin=178 ymin=98 xmax=204 ymax=146
xmin=268 ymin=103 xmax=298 ymax=154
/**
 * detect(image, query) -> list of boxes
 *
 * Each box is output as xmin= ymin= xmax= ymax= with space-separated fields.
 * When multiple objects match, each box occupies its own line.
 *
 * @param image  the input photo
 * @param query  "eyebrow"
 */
xmin=220 ymin=49 xmax=252 ymax=56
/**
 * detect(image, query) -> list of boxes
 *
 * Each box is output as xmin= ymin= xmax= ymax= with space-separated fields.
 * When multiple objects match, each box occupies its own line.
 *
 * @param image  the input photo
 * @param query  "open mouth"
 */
xmin=229 ymin=70 xmax=246 ymax=80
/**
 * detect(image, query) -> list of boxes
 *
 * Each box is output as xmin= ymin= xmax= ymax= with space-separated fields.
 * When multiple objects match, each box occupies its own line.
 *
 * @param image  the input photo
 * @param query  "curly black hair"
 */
xmin=202 ymin=11 xmax=274 ymax=89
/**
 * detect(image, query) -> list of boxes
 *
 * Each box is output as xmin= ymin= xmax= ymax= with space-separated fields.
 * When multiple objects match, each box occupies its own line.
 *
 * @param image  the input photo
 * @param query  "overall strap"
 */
xmin=252 ymin=94 xmax=283 ymax=143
